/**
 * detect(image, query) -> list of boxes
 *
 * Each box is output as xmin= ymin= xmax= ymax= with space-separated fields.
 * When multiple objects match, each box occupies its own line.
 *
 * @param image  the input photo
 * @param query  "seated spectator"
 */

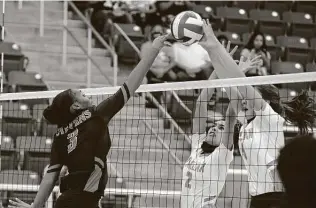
xmin=90 ymin=1 xmax=133 ymax=38
xmin=155 ymin=1 xmax=195 ymax=28
xmin=277 ymin=135 xmax=316 ymax=208
xmin=172 ymin=36 xmax=211 ymax=81
xmin=141 ymin=25 xmax=176 ymax=83
xmin=241 ymin=31 xmax=271 ymax=76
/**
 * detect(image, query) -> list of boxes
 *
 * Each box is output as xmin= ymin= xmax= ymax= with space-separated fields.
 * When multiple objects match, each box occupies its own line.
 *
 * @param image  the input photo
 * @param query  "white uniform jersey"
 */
xmin=181 ymin=134 xmax=234 ymax=208
xmin=239 ymin=104 xmax=285 ymax=196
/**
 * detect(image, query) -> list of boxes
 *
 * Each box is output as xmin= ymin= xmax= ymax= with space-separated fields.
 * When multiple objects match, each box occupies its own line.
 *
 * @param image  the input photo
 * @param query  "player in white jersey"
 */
xmin=181 ymin=43 xmax=243 ymax=208
xmin=199 ymin=19 xmax=316 ymax=208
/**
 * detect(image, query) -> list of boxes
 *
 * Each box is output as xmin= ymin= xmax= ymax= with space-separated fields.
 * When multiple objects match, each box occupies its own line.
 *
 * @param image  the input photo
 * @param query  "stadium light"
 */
xmin=232 ymin=33 xmax=238 ymax=39
xmin=46 ymin=138 xmax=52 ymax=145
xmin=290 ymin=91 xmax=297 ymax=96
xmin=205 ymin=7 xmax=212 ymax=12
xmin=304 ymin=14 xmax=311 ymax=20
xmin=20 ymin=104 xmax=28 ymax=111
xmin=265 ymin=35 xmax=272 ymax=41
xmin=133 ymin=26 xmax=140 ymax=32
xmin=295 ymin=63 xmax=302 ymax=69
xmin=239 ymin=9 xmax=246 ymax=15
xmin=12 ymin=43 xmax=20 ymax=51
xmin=35 ymin=73 xmax=42 ymax=80
xmin=271 ymin=11 xmax=278 ymax=17
xmin=3 ymin=136 xmax=11 ymax=143
xmin=300 ymin=38 xmax=306 ymax=44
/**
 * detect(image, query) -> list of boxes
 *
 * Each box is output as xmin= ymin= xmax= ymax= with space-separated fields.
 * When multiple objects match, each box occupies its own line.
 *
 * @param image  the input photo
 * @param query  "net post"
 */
xmin=86 ymin=10 xmax=92 ymax=88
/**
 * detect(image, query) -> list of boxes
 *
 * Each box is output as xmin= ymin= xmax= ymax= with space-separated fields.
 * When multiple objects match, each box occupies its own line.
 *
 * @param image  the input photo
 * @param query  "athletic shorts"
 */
xmin=250 ymin=192 xmax=285 ymax=208
xmin=55 ymin=190 xmax=101 ymax=208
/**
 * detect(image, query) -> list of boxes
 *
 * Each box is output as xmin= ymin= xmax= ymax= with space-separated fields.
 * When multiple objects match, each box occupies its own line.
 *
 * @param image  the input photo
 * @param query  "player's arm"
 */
xmin=192 ymin=70 xmax=217 ymax=134
xmin=32 ymin=139 xmax=63 ymax=208
xmin=221 ymin=87 xmax=240 ymax=150
xmin=96 ymin=34 xmax=171 ymax=121
xmin=200 ymin=19 xmax=267 ymax=112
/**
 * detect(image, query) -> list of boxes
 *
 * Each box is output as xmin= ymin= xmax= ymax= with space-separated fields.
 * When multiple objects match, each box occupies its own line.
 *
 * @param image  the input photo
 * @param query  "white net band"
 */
xmin=0 ymin=72 xmax=315 ymax=100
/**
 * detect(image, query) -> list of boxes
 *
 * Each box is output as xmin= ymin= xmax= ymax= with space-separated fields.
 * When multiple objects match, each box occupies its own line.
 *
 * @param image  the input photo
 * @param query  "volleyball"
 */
xmin=171 ymin=11 xmax=204 ymax=46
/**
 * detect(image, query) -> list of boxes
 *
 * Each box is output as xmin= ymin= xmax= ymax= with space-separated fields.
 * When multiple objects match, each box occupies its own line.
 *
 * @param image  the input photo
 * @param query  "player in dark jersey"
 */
xmin=9 ymin=34 xmax=171 ymax=208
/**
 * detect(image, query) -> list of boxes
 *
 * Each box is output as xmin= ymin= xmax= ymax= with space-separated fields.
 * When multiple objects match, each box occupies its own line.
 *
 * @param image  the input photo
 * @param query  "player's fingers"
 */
xmin=251 ymin=55 xmax=262 ymax=62
xmin=15 ymin=198 xmax=27 ymax=206
xmin=226 ymin=41 xmax=231 ymax=52
xmin=206 ymin=19 xmax=211 ymax=25
xmin=229 ymin=45 xmax=238 ymax=56
xmin=239 ymin=55 xmax=244 ymax=64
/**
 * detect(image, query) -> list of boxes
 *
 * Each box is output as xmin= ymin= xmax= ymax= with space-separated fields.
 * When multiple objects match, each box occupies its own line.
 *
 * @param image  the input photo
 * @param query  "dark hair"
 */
xmin=277 ymin=135 xmax=316 ymax=207
xmin=244 ymin=31 xmax=268 ymax=54
xmin=256 ymin=85 xmax=316 ymax=135
xmin=216 ymin=35 xmax=229 ymax=44
xmin=43 ymin=89 xmax=76 ymax=126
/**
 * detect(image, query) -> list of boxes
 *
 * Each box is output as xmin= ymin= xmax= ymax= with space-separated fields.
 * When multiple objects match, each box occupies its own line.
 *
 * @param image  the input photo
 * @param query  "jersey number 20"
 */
xmin=185 ymin=171 xmax=192 ymax=189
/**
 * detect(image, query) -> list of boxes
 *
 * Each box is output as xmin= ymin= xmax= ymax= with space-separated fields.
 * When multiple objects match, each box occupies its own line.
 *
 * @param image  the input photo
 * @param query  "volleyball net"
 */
xmin=1 ymin=72 xmax=316 ymax=208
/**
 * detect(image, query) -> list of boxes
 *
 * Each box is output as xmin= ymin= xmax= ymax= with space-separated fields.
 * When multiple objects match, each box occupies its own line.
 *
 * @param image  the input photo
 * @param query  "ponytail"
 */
xmin=282 ymin=91 xmax=316 ymax=135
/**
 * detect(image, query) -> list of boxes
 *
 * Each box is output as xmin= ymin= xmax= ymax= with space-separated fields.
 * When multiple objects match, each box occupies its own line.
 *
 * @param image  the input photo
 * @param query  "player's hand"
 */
xmin=199 ymin=19 xmax=217 ymax=50
xmin=238 ymin=55 xmax=262 ymax=73
xmin=9 ymin=198 xmax=32 ymax=208
xmin=152 ymin=33 xmax=173 ymax=50
xmin=222 ymin=41 xmax=238 ymax=57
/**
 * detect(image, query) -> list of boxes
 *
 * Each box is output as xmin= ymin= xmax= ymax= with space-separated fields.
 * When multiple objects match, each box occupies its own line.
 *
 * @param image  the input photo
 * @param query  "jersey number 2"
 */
xmin=185 ymin=171 xmax=192 ymax=189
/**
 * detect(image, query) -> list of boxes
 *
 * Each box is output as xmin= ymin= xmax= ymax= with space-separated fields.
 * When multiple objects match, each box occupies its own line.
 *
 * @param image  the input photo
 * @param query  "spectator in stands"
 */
xmin=241 ymin=31 xmax=271 ymax=76
xmin=91 ymin=1 xmax=133 ymax=38
xmin=277 ymin=135 xmax=316 ymax=208
xmin=155 ymin=1 xmax=195 ymax=28
xmin=141 ymin=25 xmax=176 ymax=84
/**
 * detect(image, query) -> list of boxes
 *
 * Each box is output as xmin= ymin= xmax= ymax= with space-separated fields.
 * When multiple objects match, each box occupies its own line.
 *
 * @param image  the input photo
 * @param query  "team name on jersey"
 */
xmin=56 ymin=110 xmax=92 ymax=137
xmin=185 ymin=156 xmax=206 ymax=173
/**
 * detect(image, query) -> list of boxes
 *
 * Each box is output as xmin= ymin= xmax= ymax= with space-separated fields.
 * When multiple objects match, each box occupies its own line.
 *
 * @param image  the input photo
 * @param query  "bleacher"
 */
xmin=0 ymin=1 xmax=316 ymax=208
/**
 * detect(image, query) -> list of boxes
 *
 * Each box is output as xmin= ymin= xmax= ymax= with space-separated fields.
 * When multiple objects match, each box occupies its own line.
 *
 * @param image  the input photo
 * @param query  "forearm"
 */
xmin=192 ymin=71 xmax=217 ymax=133
xmin=205 ymin=40 xmax=263 ymax=110
xmin=125 ymin=46 xmax=160 ymax=96
xmin=32 ymin=175 xmax=57 ymax=208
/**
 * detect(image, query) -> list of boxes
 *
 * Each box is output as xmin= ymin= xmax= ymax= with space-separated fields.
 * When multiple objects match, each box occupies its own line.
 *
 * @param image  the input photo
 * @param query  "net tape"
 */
xmin=0 ymin=72 xmax=315 ymax=101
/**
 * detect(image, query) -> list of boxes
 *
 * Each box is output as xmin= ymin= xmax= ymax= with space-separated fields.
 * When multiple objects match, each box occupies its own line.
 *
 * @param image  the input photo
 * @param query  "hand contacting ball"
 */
xmin=171 ymin=11 xmax=204 ymax=46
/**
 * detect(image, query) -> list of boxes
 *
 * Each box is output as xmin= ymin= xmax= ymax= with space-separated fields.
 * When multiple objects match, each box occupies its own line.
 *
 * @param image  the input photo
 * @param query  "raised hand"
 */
xmin=199 ymin=19 xmax=218 ymax=50
xmin=238 ymin=55 xmax=262 ymax=73
xmin=9 ymin=198 xmax=32 ymax=208
xmin=222 ymin=41 xmax=238 ymax=57
xmin=152 ymin=33 xmax=173 ymax=50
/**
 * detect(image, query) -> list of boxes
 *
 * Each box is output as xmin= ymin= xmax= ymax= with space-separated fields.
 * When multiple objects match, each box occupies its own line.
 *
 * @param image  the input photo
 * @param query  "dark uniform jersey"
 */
xmin=47 ymin=84 xmax=130 ymax=196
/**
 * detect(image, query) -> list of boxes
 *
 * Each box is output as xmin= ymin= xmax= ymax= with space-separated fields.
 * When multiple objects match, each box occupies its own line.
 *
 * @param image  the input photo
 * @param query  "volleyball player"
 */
xmin=181 ymin=43 xmax=258 ymax=208
xmin=199 ymin=19 xmax=316 ymax=208
xmin=9 ymin=34 xmax=171 ymax=208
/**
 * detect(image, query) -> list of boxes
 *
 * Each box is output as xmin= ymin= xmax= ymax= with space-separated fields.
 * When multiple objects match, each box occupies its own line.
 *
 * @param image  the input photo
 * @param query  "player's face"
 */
xmin=254 ymin=35 xmax=263 ymax=49
xmin=238 ymin=99 xmax=255 ymax=123
xmin=206 ymin=120 xmax=225 ymax=146
xmin=71 ymin=89 xmax=92 ymax=109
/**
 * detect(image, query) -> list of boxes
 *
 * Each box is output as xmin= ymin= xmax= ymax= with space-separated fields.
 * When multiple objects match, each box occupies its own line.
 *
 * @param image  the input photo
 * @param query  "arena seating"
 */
xmin=1 ymin=1 xmax=316 ymax=208
xmin=249 ymin=9 xmax=286 ymax=37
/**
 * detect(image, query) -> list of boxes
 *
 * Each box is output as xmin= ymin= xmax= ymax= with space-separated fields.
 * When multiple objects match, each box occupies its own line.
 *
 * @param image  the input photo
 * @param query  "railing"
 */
xmin=67 ymin=1 xmax=118 ymax=87
xmin=16 ymin=0 xmax=118 ymax=87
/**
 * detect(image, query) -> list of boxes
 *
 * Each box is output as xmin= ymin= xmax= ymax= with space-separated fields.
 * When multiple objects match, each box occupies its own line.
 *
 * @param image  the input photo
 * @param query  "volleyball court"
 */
xmin=0 ymin=72 xmax=315 ymax=208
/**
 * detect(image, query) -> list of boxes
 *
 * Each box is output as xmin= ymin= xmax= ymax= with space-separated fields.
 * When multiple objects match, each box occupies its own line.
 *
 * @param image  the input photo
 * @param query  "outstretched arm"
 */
xmin=200 ymin=19 xmax=266 ymax=112
xmin=221 ymin=87 xmax=240 ymax=150
xmin=192 ymin=43 xmax=238 ymax=134
xmin=95 ymin=34 xmax=171 ymax=121
xmin=192 ymin=71 xmax=217 ymax=134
